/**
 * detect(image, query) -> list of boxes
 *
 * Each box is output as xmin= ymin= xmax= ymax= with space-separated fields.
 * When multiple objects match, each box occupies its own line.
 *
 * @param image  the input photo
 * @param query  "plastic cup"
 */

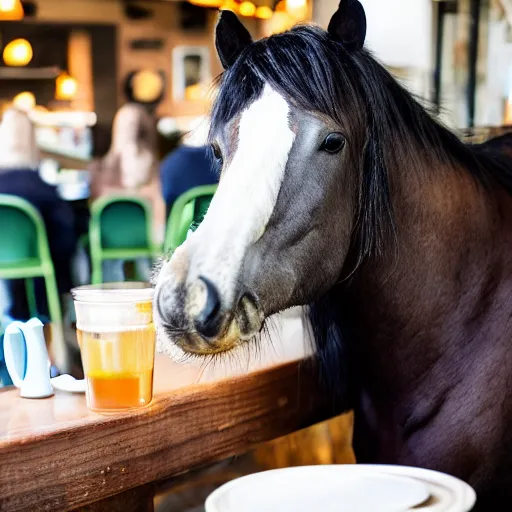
xmin=71 ymin=282 xmax=155 ymax=413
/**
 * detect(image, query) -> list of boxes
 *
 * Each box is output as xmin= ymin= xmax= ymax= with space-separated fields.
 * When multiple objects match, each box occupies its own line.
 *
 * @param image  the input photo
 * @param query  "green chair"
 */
xmin=163 ymin=184 xmax=218 ymax=254
xmin=0 ymin=194 xmax=63 ymax=328
xmin=89 ymin=196 xmax=158 ymax=284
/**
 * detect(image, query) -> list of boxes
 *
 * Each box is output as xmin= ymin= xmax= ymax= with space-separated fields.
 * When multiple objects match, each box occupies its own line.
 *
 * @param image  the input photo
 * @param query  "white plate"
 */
xmin=205 ymin=464 xmax=477 ymax=512
xmin=368 ymin=465 xmax=477 ymax=512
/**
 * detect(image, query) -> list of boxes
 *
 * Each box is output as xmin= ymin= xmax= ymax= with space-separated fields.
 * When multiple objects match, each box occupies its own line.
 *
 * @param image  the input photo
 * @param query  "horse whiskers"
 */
xmin=150 ymin=255 xmax=168 ymax=286
xmin=158 ymin=316 xmax=283 ymax=378
xmin=161 ymin=325 xmax=189 ymax=336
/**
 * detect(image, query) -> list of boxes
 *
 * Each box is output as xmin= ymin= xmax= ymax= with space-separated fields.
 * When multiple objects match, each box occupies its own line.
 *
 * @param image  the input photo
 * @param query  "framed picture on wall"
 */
xmin=172 ymin=45 xmax=211 ymax=102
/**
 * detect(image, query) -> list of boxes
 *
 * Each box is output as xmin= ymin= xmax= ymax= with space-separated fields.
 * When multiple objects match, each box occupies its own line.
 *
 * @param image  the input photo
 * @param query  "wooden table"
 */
xmin=0 ymin=313 xmax=337 ymax=511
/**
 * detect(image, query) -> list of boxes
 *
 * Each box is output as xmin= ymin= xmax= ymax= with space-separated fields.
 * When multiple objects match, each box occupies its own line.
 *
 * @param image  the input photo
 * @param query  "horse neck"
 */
xmin=343 ymin=151 xmax=512 ymax=407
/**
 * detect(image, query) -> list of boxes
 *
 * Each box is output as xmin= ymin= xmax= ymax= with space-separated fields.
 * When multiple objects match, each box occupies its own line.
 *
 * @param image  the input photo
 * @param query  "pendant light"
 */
xmin=0 ymin=0 xmax=24 ymax=20
xmin=3 ymin=38 xmax=33 ymax=66
xmin=188 ymin=0 xmax=223 ymax=7
xmin=239 ymin=1 xmax=256 ymax=17
xmin=55 ymin=72 xmax=78 ymax=101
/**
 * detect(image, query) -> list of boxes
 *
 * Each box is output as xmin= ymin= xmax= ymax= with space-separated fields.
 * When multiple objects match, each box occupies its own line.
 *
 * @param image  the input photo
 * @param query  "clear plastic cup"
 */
xmin=71 ymin=282 xmax=155 ymax=413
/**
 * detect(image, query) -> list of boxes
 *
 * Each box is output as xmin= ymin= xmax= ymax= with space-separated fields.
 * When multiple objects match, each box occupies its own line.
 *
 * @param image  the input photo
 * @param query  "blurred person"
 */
xmin=0 ymin=108 xmax=78 ymax=322
xmin=160 ymin=116 xmax=219 ymax=218
xmin=89 ymin=103 xmax=165 ymax=282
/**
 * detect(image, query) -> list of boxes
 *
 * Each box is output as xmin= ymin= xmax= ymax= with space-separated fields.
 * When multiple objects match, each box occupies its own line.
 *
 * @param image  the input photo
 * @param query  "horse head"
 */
xmin=153 ymin=1 xmax=375 ymax=356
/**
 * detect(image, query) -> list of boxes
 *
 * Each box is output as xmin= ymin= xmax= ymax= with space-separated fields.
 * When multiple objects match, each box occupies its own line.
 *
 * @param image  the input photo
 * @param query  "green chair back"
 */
xmin=194 ymin=194 xmax=214 ymax=224
xmin=89 ymin=196 xmax=156 ymax=284
xmin=99 ymin=201 xmax=149 ymax=249
xmin=164 ymin=185 xmax=217 ymax=254
xmin=0 ymin=195 xmax=63 ymax=360
xmin=0 ymin=204 xmax=38 ymax=263
xmin=0 ymin=195 xmax=53 ymax=274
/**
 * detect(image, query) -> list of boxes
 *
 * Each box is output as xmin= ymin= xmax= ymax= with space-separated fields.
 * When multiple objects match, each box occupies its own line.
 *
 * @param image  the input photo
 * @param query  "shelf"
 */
xmin=0 ymin=66 xmax=60 ymax=80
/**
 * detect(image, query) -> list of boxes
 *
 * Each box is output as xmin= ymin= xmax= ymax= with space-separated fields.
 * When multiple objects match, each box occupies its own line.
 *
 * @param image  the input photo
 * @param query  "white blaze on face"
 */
xmin=187 ymin=85 xmax=295 ymax=307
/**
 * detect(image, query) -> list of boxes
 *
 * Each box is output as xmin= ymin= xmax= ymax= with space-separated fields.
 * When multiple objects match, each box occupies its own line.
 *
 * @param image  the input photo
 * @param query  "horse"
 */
xmin=153 ymin=2 xmax=512 ymax=508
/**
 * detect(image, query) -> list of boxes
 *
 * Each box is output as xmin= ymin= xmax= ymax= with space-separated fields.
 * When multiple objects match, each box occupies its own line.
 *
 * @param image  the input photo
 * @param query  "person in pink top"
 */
xmin=89 ymin=104 xmax=165 ymax=281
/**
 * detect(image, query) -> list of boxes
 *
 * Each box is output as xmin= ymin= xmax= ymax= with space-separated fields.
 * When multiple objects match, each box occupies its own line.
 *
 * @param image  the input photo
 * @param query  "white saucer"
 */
xmin=50 ymin=374 xmax=86 ymax=393
xmin=205 ymin=464 xmax=477 ymax=512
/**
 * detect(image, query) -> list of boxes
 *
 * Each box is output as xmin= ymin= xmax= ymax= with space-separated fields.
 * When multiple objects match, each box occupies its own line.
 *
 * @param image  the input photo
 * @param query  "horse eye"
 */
xmin=320 ymin=133 xmax=346 ymax=154
xmin=211 ymin=143 xmax=223 ymax=163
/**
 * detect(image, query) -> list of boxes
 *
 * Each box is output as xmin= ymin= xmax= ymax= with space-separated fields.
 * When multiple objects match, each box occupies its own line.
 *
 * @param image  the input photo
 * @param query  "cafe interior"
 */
xmin=1 ymin=0 xmax=512 ymax=510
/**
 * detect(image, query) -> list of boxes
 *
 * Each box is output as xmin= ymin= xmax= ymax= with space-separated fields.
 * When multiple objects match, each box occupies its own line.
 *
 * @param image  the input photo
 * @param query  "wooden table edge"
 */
xmin=0 ymin=357 xmax=335 ymax=511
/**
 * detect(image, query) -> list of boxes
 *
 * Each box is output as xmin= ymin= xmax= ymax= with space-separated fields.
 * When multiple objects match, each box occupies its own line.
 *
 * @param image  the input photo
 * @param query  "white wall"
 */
xmin=313 ymin=0 xmax=433 ymax=69
xmin=482 ymin=17 xmax=512 ymax=125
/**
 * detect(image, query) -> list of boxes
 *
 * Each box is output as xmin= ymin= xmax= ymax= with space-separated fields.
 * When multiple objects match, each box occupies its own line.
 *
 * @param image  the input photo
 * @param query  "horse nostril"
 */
xmin=194 ymin=276 xmax=222 ymax=338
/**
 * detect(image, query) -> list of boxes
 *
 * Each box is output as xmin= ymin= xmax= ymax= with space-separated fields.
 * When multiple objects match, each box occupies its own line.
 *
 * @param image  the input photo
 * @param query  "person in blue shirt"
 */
xmin=160 ymin=118 xmax=219 ymax=218
xmin=0 ymin=108 xmax=77 ymax=322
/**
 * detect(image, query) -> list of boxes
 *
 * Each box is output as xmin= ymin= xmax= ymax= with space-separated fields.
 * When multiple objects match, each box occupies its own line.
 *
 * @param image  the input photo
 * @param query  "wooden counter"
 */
xmin=0 ymin=324 xmax=335 ymax=511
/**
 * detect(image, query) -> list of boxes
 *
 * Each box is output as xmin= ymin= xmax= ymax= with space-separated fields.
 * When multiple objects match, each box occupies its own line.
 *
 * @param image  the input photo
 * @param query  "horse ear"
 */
xmin=327 ymin=0 xmax=367 ymax=52
xmin=215 ymin=10 xmax=253 ymax=69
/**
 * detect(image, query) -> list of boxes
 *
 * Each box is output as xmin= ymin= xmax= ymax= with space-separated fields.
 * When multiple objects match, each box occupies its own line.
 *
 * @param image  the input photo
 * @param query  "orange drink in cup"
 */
xmin=72 ymin=282 xmax=155 ymax=413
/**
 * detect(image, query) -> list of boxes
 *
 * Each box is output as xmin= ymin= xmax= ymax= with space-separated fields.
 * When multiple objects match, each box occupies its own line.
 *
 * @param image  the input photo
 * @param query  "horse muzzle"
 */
xmin=154 ymin=272 xmax=264 ymax=355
